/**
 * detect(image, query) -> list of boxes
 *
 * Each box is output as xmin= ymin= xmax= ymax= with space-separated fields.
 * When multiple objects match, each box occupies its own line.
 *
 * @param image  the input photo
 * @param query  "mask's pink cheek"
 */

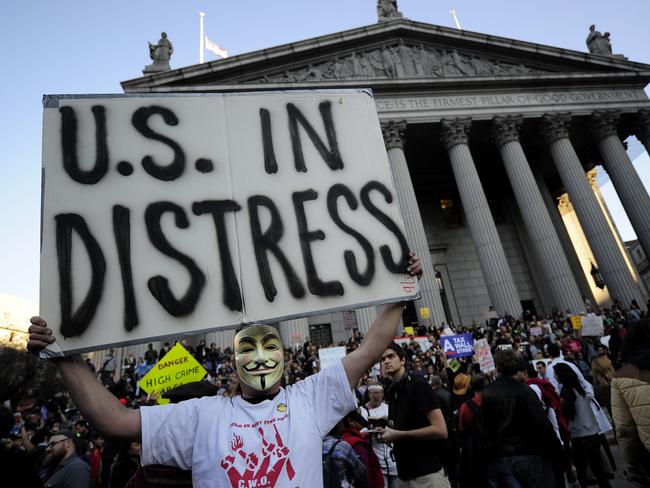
xmin=236 ymin=354 xmax=251 ymax=366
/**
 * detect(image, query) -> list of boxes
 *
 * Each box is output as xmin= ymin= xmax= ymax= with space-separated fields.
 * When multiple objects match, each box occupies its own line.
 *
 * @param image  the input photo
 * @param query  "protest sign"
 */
xmin=448 ymin=359 xmax=461 ymax=373
xmin=40 ymin=91 xmax=419 ymax=355
xmin=441 ymin=333 xmax=474 ymax=358
xmin=581 ymin=315 xmax=604 ymax=337
xmin=474 ymin=338 xmax=495 ymax=373
xmin=318 ymin=346 xmax=347 ymax=370
xmin=404 ymin=326 xmax=415 ymax=336
xmin=138 ymin=343 xmax=206 ymax=405
xmin=529 ymin=326 xmax=542 ymax=337
xmin=570 ymin=316 xmax=582 ymax=330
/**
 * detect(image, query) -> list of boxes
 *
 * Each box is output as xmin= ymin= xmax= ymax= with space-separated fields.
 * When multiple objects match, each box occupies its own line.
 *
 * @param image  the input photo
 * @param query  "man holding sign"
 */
xmin=28 ymin=253 xmax=422 ymax=488
xmin=30 ymin=89 xmax=426 ymax=487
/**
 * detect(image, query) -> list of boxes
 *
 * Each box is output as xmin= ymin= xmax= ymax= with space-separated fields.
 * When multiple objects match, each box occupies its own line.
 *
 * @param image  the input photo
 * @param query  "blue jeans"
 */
xmin=486 ymin=455 xmax=555 ymax=488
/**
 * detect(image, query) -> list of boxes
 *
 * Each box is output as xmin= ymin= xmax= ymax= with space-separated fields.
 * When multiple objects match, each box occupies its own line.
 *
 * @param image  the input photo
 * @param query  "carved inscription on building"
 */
xmin=375 ymin=90 xmax=647 ymax=113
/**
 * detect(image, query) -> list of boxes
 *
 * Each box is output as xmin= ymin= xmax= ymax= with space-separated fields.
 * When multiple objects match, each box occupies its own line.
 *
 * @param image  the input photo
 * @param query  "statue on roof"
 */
xmin=586 ymin=25 xmax=612 ymax=56
xmin=377 ymin=0 xmax=403 ymax=22
xmin=144 ymin=32 xmax=174 ymax=73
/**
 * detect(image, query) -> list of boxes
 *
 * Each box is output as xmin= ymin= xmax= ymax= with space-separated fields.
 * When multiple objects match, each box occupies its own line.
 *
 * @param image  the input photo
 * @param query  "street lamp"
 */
xmin=590 ymin=262 xmax=606 ymax=289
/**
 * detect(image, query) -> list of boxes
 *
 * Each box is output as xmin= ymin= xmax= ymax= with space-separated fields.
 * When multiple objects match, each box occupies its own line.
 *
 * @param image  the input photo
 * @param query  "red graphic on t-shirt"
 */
xmin=220 ymin=424 xmax=295 ymax=487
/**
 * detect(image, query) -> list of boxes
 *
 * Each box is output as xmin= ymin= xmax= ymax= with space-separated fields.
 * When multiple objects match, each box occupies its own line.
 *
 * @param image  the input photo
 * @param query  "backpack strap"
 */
xmin=324 ymin=439 xmax=341 ymax=461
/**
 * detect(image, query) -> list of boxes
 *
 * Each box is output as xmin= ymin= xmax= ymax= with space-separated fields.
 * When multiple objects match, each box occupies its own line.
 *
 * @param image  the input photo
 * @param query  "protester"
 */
xmin=458 ymin=373 xmax=487 ymax=488
xmin=27 ymin=253 xmax=423 ymax=487
xmin=341 ymin=410 xmax=384 ymax=488
xmin=479 ymin=349 xmax=562 ymax=488
xmin=362 ymin=383 xmax=398 ymax=487
xmin=379 ymin=341 xmax=450 ymax=488
xmin=554 ymin=363 xmax=612 ymax=488
xmin=610 ymin=319 xmax=650 ymax=486
xmin=42 ymin=429 xmax=92 ymax=488
xmin=322 ymin=420 xmax=368 ymax=488
xmin=591 ymin=350 xmax=615 ymax=414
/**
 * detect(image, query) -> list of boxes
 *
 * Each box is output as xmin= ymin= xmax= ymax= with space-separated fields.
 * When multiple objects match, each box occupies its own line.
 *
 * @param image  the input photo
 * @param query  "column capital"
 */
xmin=590 ymin=110 xmax=621 ymax=140
xmin=635 ymin=109 xmax=650 ymax=142
xmin=440 ymin=117 xmax=472 ymax=151
xmin=491 ymin=115 xmax=523 ymax=148
xmin=540 ymin=112 xmax=572 ymax=145
xmin=380 ymin=120 xmax=408 ymax=150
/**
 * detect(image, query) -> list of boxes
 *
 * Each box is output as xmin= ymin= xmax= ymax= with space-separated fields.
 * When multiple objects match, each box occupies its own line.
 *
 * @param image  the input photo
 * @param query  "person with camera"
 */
xmin=362 ymin=383 xmax=398 ymax=487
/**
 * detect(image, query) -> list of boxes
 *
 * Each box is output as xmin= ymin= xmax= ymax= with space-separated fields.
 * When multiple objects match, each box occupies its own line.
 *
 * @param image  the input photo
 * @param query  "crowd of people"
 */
xmin=2 ymin=294 xmax=650 ymax=487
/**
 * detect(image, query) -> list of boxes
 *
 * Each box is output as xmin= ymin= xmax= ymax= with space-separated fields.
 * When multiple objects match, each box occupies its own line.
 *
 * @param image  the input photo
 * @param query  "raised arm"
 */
xmin=27 ymin=317 xmax=141 ymax=441
xmin=342 ymin=251 xmax=422 ymax=388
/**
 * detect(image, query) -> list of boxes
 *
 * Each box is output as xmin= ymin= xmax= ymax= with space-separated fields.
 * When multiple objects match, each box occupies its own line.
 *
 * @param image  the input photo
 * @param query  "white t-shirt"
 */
xmin=361 ymin=402 xmax=397 ymax=477
xmin=141 ymin=359 xmax=356 ymax=488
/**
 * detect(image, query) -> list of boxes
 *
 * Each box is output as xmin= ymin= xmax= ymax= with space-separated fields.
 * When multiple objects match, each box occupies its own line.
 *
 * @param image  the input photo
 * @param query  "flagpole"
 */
xmin=199 ymin=11 xmax=205 ymax=63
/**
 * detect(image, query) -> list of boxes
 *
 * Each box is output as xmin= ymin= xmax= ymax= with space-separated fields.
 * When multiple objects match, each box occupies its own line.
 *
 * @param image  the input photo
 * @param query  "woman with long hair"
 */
xmin=591 ymin=351 xmax=615 ymax=414
xmin=554 ymin=363 xmax=612 ymax=488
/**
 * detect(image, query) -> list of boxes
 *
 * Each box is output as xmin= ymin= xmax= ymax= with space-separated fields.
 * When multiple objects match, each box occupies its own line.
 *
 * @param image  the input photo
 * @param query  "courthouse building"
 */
xmin=111 ymin=4 xmax=650 ymax=353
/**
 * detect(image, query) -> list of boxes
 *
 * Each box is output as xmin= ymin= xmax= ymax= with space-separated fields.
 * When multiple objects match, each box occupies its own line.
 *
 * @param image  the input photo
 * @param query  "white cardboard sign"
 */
xmin=40 ymin=91 xmax=419 ymax=355
xmin=318 ymin=346 xmax=347 ymax=370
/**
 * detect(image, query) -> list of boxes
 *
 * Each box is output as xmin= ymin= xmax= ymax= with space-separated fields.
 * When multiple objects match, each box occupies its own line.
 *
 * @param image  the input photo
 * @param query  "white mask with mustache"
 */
xmin=234 ymin=324 xmax=284 ymax=391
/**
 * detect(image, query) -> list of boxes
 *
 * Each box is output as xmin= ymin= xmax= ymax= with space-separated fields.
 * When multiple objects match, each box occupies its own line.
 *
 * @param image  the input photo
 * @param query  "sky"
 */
xmin=1 ymin=0 xmax=649 ymax=305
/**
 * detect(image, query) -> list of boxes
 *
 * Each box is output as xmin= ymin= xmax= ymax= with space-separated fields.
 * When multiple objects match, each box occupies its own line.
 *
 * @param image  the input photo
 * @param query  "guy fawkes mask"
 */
xmin=234 ymin=324 xmax=284 ymax=391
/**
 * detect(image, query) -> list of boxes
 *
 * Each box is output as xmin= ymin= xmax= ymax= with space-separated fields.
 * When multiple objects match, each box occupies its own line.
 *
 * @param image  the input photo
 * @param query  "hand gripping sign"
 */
xmin=39 ymin=90 xmax=419 ymax=355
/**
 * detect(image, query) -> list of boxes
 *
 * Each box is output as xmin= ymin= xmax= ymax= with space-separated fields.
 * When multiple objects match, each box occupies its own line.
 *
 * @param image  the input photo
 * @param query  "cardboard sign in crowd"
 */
xmin=40 ymin=90 xmax=419 ymax=355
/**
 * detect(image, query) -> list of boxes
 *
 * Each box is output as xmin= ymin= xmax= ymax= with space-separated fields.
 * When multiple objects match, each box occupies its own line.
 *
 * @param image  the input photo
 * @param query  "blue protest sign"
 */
xmin=441 ymin=333 xmax=474 ymax=358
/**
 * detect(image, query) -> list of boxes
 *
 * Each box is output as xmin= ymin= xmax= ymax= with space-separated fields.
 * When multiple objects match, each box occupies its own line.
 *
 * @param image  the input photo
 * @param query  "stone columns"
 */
xmin=540 ymin=113 xmax=645 ymax=306
xmin=492 ymin=116 xmax=584 ymax=313
xmin=381 ymin=120 xmax=447 ymax=326
xmin=635 ymin=109 xmax=650 ymax=154
xmin=355 ymin=306 xmax=378 ymax=334
xmin=440 ymin=118 xmax=521 ymax=316
xmin=592 ymin=110 xmax=650 ymax=259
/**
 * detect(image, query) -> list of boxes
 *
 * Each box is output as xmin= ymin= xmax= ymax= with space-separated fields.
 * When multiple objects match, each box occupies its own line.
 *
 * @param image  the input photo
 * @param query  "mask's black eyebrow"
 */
xmin=261 ymin=333 xmax=280 ymax=343
xmin=238 ymin=337 xmax=256 ymax=347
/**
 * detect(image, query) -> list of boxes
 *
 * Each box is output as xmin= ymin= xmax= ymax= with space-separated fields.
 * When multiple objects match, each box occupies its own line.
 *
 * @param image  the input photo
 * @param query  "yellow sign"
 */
xmin=571 ymin=316 xmax=583 ymax=330
xmin=138 ymin=343 xmax=207 ymax=404
xmin=404 ymin=326 xmax=415 ymax=336
xmin=449 ymin=359 xmax=461 ymax=373
xmin=420 ymin=307 xmax=430 ymax=319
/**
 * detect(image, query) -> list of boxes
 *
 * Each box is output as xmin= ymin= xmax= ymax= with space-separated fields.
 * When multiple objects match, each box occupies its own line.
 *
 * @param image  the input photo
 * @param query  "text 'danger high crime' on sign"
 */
xmin=40 ymin=91 xmax=419 ymax=355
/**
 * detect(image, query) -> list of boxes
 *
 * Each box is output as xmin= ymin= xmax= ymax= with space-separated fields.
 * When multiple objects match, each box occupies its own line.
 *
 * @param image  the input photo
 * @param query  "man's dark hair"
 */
xmin=470 ymin=373 xmax=487 ymax=393
xmin=384 ymin=341 xmax=405 ymax=360
xmin=495 ymin=350 xmax=520 ymax=376
xmin=535 ymin=360 xmax=547 ymax=368
xmin=621 ymin=319 xmax=650 ymax=365
xmin=547 ymin=343 xmax=561 ymax=358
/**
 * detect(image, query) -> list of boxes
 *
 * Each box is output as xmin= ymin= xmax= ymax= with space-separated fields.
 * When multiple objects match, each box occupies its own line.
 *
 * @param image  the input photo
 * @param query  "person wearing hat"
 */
xmin=43 ymin=429 xmax=91 ymax=488
xmin=341 ymin=410 xmax=384 ymax=488
xmin=452 ymin=370 xmax=471 ymax=412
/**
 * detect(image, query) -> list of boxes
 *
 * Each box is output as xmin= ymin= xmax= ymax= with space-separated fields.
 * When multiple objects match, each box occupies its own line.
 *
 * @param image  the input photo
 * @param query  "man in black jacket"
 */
xmin=480 ymin=349 xmax=562 ymax=488
xmin=377 ymin=342 xmax=450 ymax=488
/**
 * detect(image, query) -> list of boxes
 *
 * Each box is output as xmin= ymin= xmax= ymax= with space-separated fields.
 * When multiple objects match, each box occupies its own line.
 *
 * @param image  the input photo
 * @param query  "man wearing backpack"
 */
xmin=479 ymin=350 xmax=563 ymax=488
xmin=518 ymin=362 xmax=574 ymax=488
xmin=323 ymin=419 xmax=368 ymax=488
xmin=458 ymin=373 xmax=487 ymax=488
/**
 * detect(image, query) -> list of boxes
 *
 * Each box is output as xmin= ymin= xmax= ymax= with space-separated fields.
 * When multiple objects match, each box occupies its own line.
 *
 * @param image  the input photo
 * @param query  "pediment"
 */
xmin=244 ymin=40 xmax=550 ymax=84
xmin=122 ymin=19 xmax=650 ymax=91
